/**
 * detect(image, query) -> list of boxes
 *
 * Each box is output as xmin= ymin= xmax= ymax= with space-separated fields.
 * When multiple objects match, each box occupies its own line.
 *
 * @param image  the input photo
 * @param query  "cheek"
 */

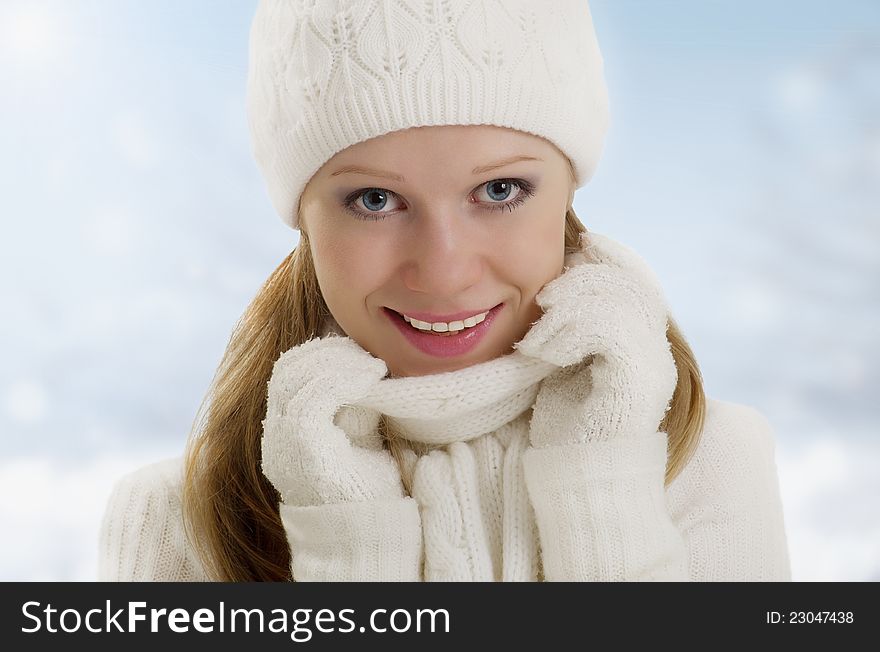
xmin=501 ymin=207 xmax=566 ymax=293
xmin=309 ymin=226 xmax=393 ymax=309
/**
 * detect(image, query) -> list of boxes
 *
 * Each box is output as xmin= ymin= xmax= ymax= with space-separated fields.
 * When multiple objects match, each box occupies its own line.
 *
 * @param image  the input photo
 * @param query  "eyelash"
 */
xmin=342 ymin=178 xmax=536 ymax=222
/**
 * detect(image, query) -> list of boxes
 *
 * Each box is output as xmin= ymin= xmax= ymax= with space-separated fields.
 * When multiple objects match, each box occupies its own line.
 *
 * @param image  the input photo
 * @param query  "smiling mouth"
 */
xmin=387 ymin=306 xmax=497 ymax=336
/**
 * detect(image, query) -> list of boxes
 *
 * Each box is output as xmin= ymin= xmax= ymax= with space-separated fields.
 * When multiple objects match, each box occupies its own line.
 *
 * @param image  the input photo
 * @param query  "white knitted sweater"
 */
xmin=99 ymin=369 xmax=792 ymax=581
xmin=98 ymin=255 xmax=792 ymax=582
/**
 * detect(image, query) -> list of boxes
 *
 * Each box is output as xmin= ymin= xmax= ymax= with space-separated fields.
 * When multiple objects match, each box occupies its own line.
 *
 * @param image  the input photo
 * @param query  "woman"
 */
xmin=98 ymin=0 xmax=791 ymax=581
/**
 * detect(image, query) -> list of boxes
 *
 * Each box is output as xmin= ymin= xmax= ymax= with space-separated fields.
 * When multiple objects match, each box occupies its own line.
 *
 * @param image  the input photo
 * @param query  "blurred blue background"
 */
xmin=1 ymin=0 xmax=877 ymax=581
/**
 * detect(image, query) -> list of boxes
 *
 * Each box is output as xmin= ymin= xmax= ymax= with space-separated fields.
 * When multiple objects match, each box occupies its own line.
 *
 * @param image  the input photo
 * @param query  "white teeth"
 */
xmin=399 ymin=310 xmax=490 ymax=333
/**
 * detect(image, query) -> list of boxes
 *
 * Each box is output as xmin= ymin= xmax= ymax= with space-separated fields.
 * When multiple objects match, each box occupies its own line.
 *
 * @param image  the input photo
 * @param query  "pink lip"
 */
xmin=383 ymin=304 xmax=504 ymax=359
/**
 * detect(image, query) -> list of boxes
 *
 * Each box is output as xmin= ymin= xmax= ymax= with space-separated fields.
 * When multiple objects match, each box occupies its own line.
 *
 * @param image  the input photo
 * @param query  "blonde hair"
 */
xmin=183 ymin=190 xmax=706 ymax=582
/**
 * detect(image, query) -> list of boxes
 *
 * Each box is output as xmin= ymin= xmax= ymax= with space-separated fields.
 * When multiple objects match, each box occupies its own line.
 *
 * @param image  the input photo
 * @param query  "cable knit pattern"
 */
xmin=98 ymin=231 xmax=792 ymax=582
xmin=246 ymin=0 xmax=609 ymax=229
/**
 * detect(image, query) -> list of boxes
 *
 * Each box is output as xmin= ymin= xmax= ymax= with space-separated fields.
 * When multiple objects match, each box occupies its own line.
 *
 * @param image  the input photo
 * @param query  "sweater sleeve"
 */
xmin=97 ymin=457 xmax=210 ymax=581
xmin=665 ymin=400 xmax=792 ymax=581
xmin=522 ymin=432 xmax=688 ymax=581
xmin=521 ymin=399 xmax=792 ymax=581
xmin=279 ymin=497 xmax=424 ymax=581
xmin=98 ymin=458 xmax=424 ymax=582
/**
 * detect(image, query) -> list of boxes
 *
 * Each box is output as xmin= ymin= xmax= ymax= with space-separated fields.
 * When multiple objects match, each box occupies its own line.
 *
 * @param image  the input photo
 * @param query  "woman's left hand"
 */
xmin=514 ymin=231 xmax=678 ymax=446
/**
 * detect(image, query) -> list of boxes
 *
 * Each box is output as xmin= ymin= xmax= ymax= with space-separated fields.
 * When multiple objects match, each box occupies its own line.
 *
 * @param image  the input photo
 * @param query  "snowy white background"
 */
xmin=1 ymin=0 xmax=877 ymax=581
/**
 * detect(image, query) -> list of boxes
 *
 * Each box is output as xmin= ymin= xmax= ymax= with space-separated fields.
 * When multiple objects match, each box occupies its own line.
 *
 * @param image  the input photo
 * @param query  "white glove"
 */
xmin=260 ymin=335 xmax=406 ymax=506
xmin=514 ymin=232 xmax=678 ymax=445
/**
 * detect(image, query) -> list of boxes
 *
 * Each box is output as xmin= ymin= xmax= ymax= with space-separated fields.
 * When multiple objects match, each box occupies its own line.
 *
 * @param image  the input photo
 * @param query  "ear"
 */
xmin=295 ymin=192 xmax=308 ymax=236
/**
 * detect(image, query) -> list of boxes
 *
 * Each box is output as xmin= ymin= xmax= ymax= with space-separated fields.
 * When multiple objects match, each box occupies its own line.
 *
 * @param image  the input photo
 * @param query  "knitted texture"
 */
xmin=97 ymin=458 xmax=209 ymax=581
xmin=516 ymin=231 xmax=678 ymax=444
xmin=98 ymin=399 xmax=792 ymax=581
xmin=522 ymin=433 xmax=688 ymax=580
xmin=260 ymin=336 xmax=405 ymax=506
xmin=358 ymin=351 xmax=557 ymax=444
xmin=246 ymin=0 xmax=610 ymax=229
xmin=280 ymin=498 xmax=423 ymax=580
xmin=98 ymin=231 xmax=792 ymax=581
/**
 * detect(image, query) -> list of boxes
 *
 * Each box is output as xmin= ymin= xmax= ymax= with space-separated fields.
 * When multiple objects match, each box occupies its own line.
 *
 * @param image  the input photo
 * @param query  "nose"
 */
xmin=401 ymin=214 xmax=484 ymax=298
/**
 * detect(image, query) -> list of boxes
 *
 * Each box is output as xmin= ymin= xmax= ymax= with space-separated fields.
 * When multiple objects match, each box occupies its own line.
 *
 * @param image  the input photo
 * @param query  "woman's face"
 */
xmin=300 ymin=124 xmax=575 ymax=377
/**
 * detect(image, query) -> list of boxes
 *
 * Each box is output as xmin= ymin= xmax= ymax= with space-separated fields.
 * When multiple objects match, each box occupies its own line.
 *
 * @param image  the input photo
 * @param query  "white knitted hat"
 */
xmin=246 ymin=0 xmax=610 ymax=231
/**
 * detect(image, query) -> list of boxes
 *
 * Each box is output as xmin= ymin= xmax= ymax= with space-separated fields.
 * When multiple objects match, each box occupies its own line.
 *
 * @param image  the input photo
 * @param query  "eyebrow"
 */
xmin=329 ymin=155 xmax=543 ymax=182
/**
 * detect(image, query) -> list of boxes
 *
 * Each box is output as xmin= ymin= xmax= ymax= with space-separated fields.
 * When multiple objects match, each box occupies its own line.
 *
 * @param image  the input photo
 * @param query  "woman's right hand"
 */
xmin=260 ymin=335 xmax=406 ymax=507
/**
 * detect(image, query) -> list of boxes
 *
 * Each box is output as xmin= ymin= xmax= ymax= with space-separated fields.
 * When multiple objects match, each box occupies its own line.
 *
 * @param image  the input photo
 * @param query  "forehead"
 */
xmin=322 ymin=124 xmax=561 ymax=172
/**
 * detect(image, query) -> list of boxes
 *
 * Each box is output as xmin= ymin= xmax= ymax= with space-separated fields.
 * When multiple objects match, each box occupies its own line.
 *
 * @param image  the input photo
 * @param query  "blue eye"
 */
xmin=342 ymin=188 xmax=403 ymax=221
xmin=362 ymin=189 xmax=389 ymax=212
xmin=476 ymin=179 xmax=535 ymax=213
xmin=485 ymin=180 xmax=514 ymax=201
xmin=342 ymin=179 xmax=536 ymax=221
